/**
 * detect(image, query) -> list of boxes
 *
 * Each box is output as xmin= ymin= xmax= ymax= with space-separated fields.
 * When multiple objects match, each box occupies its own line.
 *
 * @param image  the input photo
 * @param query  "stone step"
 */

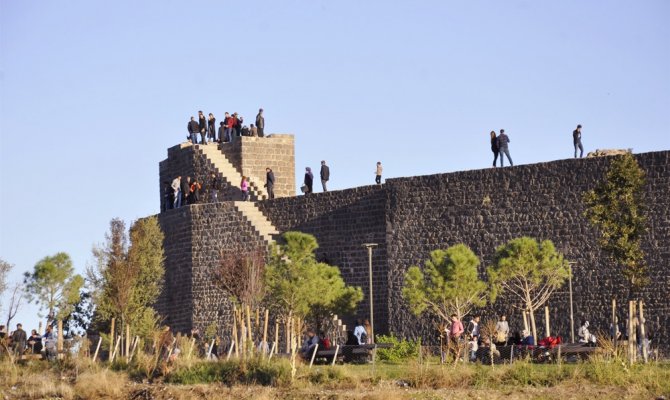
xmin=232 ymin=201 xmax=281 ymax=246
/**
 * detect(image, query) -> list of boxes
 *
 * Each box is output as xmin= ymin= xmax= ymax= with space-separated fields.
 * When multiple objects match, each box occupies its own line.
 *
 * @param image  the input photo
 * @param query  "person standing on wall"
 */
xmin=240 ymin=176 xmax=249 ymax=201
xmin=209 ymin=172 xmax=219 ymax=203
xmin=223 ymin=112 xmax=233 ymax=143
xmin=207 ymin=113 xmax=216 ymax=143
xmin=490 ymin=131 xmax=499 ymax=167
xmin=172 ymin=176 xmax=182 ymax=208
xmin=198 ymin=111 xmax=207 ymax=144
xmin=320 ymin=160 xmax=330 ymax=192
xmin=181 ymin=176 xmax=191 ymax=207
xmin=218 ymin=121 xmax=225 ymax=144
xmin=187 ymin=116 xmax=199 ymax=144
xmin=573 ymin=124 xmax=584 ymax=158
xmin=256 ymin=108 xmax=265 ymax=137
xmin=304 ymin=167 xmax=313 ymax=194
xmin=375 ymin=161 xmax=383 ymax=184
xmin=265 ymin=167 xmax=275 ymax=199
xmin=250 ymin=124 xmax=258 ymax=137
xmin=497 ymin=129 xmax=513 ymax=167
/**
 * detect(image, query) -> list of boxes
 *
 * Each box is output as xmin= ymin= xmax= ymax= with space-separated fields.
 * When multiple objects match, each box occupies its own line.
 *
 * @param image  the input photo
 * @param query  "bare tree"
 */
xmin=0 ymin=258 xmax=12 ymax=308
xmin=5 ymin=283 xmax=23 ymax=328
xmin=214 ymin=248 xmax=266 ymax=308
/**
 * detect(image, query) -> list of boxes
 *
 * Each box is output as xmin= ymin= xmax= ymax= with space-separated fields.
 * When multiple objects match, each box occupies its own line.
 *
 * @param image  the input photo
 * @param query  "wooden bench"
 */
xmin=314 ymin=343 xmax=393 ymax=364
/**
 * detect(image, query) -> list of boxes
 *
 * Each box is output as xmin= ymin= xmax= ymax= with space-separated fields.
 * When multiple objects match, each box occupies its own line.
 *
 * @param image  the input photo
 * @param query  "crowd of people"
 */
xmin=186 ymin=108 xmax=265 ymax=145
xmin=0 ymin=323 xmax=58 ymax=361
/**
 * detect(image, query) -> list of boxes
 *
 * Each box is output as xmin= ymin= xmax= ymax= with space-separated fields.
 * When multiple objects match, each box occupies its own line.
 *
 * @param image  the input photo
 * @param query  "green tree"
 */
xmin=23 ymin=252 xmax=84 ymax=324
xmin=402 ymin=244 xmax=489 ymax=325
xmin=487 ymin=237 xmax=569 ymax=343
xmin=90 ymin=217 xmax=165 ymax=340
xmin=264 ymin=231 xmax=363 ymax=331
xmin=583 ymin=152 xmax=648 ymax=291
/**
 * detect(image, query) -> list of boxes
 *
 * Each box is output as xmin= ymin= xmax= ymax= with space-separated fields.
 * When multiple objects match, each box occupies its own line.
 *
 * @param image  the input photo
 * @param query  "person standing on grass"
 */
xmin=573 ymin=124 xmax=584 ymax=158
xmin=497 ymin=129 xmax=513 ymax=167
xmin=490 ymin=131 xmax=499 ymax=167
xmin=265 ymin=167 xmax=275 ymax=199
xmin=449 ymin=314 xmax=464 ymax=361
xmin=11 ymin=323 xmax=27 ymax=357
xmin=320 ymin=160 xmax=330 ymax=192
xmin=375 ymin=161 xmax=383 ymax=184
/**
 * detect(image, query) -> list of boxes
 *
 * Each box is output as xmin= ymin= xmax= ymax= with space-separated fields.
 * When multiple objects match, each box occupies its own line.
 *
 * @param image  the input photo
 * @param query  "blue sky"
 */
xmin=1 ymin=0 xmax=669 ymax=331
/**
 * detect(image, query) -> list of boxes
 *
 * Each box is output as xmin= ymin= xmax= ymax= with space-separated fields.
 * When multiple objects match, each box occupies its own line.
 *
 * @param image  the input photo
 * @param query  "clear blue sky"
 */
xmin=1 ymin=0 xmax=669 ymax=331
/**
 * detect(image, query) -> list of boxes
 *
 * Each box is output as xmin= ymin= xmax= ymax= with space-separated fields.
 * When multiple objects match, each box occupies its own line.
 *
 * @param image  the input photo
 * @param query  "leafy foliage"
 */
xmin=402 ymin=244 xmax=489 ymax=322
xmin=23 ymin=252 xmax=84 ymax=322
xmin=374 ymin=334 xmax=421 ymax=362
xmin=90 ymin=217 xmax=165 ymax=339
xmin=487 ymin=237 xmax=569 ymax=342
xmin=264 ymin=232 xmax=363 ymax=327
xmin=583 ymin=153 xmax=649 ymax=290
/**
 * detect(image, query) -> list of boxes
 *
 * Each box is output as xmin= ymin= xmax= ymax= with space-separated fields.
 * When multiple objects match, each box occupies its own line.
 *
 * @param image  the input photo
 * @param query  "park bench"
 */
xmin=314 ymin=343 xmax=393 ymax=364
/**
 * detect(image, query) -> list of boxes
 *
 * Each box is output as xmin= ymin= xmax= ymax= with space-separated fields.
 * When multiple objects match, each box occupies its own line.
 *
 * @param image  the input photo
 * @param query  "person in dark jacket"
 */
xmin=11 ymin=323 xmax=27 ymax=357
xmin=265 ymin=167 xmax=275 ymax=199
xmin=28 ymin=329 xmax=43 ymax=354
xmin=218 ymin=121 xmax=225 ymax=144
xmin=490 ymin=131 xmax=499 ymax=167
xmin=304 ymin=167 xmax=313 ymax=194
xmin=187 ymin=116 xmax=199 ymax=144
xmin=198 ymin=111 xmax=207 ymax=144
xmin=256 ymin=108 xmax=265 ymax=137
xmin=232 ymin=113 xmax=241 ymax=140
xmin=320 ymin=160 xmax=330 ymax=192
xmin=497 ymin=129 xmax=513 ymax=167
xmin=180 ymin=176 xmax=191 ymax=206
xmin=189 ymin=178 xmax=201 ymax=204
xmin=573 ymin=124 xmax=583 ymax=158
xmin=208 ymin=113 xmax=216 ymax=142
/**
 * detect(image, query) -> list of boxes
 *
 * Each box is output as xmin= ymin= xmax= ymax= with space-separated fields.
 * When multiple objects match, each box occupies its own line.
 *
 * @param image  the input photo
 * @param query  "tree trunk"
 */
xmin=529 ymin=307 xmax=538 ymax=345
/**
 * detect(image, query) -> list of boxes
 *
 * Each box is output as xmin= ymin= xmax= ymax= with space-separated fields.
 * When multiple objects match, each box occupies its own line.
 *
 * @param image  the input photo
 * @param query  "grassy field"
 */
xmin=1 ymin=354 xmax=669 ymax=399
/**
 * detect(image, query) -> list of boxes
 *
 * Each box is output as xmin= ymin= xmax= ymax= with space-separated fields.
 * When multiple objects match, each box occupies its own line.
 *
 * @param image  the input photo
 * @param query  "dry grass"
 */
xmin=74 ymin=368 xmax=129 ymax=399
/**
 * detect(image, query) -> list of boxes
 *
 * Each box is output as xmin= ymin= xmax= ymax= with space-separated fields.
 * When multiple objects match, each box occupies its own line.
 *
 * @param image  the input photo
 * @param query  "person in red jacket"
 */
xmin=223 ymin=112 xmax=233 ymax=143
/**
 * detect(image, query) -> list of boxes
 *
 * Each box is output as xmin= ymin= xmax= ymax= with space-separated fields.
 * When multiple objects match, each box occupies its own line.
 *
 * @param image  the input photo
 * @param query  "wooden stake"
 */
xmin=256 ymin=308 xmax=260 ymax=329
xmin=632 ymin=301 xmax=638 ymax=363
xmin=274 ymin=321 xmax=279 ymax=355
xmin=628 ymin=300 xmax=635 ymax=364
xmin=246 ymin=305 xmax=253 ymax=344
xmin=110 ymin=335 xmax=121 ymax=362
xmin=612 ymin=299 xmax=617 ymax=348
xmin=332 ymin=345 xmax=339 ymax=366
xmin=166 ymin=337 xmax=177 ymax=361
xmin=544 ymin=306 xmax=551 ymax=337
xmin=207 ymin=338 xmax=215 ymax=359
xmin=262 ymin=309 xmax=269 ymax=356
xmin=129 ymin=336 xmax=140 ymax=361
xmin=639 ymin=301 xmax=648 ymax=363
xmin=268 ymin=342 xmax=276 ymax=360
xmin=125 ymin=324 xmax=131 ymax=359
xmin=92 ymin=337 xmax=102 ymax=362
xmin=232 ymin=308 xmax=239 ymax=357
xmin=309 ymin=343 xmax=319 ymax=368
xmin=110 ymin=318 xmax=115 ymax=351
xmin=187 ymin=337 xmax=196 ymax=358
xmin=226 ymin=341 xmax=235 ymax=360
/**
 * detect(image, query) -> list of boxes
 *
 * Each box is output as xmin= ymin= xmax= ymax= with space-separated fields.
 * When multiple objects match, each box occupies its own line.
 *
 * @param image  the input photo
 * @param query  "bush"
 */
xmin=374 ymin=334 xmax=421 ymax=362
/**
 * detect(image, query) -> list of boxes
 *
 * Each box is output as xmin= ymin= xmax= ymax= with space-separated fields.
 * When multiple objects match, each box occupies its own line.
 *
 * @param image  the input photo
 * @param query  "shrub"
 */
xmin=166 ymin=357 xmax=291 ymax=387
xmin=375 ymin=334 xmax=421 ymax=362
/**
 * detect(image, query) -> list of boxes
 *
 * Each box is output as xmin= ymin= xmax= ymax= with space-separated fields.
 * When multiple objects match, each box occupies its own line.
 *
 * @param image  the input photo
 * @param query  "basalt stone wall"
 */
xmin=257 ymin=185 xmax=389 ymax=333
xmin=385 ymin=151 xmax=670 ymax=352
xmin=156 ymin=207 xmax=194 ymax=332
xmin=219 ymin=135 xmax=296 ymax=198
xmin=157 ymin=202 xmax=268 ymax=335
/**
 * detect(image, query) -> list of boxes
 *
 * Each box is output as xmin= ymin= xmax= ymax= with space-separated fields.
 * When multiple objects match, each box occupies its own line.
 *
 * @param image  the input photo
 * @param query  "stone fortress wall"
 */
xmin=154 ymin=136 xmax=670 ymax=353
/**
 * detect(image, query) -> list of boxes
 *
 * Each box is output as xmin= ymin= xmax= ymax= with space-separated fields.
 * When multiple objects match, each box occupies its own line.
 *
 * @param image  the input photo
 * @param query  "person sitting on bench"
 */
xmin=301 ymin=329 xmax=320 ymax=358
xmin=520 ymin=330 xmax=535 ymax=346
xmin=578 ymin=320 xmax=597 ymax=346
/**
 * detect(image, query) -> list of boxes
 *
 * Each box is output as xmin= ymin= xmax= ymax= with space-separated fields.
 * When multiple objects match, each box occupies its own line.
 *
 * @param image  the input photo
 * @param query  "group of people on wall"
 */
xmin=488 ymin=124 xmax=585 ymax=168
xmin=301 ymin=161 xmax=384 ymax=194
xmin=186 ymin=108 xmax=265 ymax=145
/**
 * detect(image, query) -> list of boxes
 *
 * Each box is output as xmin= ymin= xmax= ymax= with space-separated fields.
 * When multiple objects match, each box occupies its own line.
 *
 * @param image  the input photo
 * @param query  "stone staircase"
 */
xmin=194 ymin=143 xmax=269 ymax=201
xmin=232 ymin=201 xmax=280 ymax=246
